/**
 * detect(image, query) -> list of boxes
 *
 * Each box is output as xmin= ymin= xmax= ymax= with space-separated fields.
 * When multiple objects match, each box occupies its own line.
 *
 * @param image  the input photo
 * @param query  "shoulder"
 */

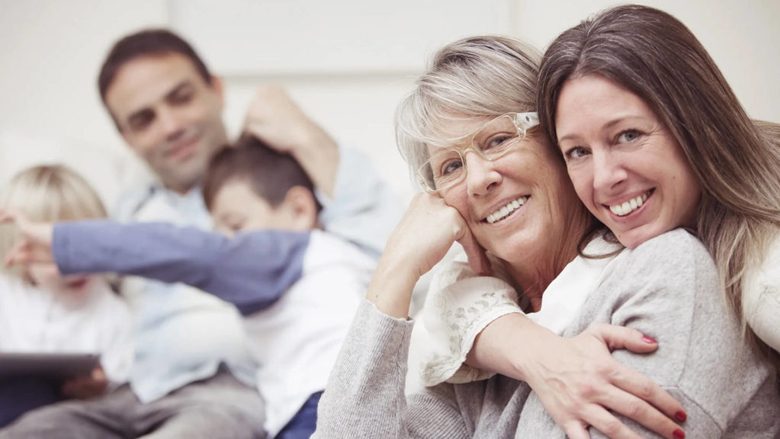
xmin=592 ymin=229 xmax=720 ymax=323
xmin=743 ymin=229 xmax=780 ymax=351
xmin=614 ymin=229 xmax=714 ymax=279
xmin=630 ymin=228 xmax=708 ymax=259
xmin=111 ymin=184 xmax=157 ymax=220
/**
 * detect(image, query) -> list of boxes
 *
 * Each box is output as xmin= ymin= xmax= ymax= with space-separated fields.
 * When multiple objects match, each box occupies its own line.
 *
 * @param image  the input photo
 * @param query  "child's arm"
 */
xmin=50 ymin=220 xmax=310 ymax=314
xmin=52 ymin=220 xmax=308 ymax=314
xmin=1 ymin=213 xmax=310 ymax=314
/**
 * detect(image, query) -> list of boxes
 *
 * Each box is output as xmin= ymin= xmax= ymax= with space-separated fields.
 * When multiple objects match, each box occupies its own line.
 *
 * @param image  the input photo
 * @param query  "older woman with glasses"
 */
xmin=313 ymin=23 xmax=779 ymax=439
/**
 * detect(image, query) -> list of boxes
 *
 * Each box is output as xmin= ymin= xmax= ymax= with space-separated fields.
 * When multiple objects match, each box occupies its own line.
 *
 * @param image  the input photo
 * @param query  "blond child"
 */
xmin=0 ymin=165 xmax=133 ymax=426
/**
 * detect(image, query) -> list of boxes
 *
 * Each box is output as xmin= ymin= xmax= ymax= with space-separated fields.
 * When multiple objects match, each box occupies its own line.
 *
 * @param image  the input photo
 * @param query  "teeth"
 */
xmin=486 ymin=197 xmax=528 ymax=224
xmin=609 ymin=193 xmax=649 ymax=217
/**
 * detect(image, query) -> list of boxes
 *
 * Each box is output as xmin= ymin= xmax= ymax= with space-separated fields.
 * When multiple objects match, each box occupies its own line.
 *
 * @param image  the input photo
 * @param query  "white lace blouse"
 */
xmin=409 ymin=236 xmax=621 ymax=387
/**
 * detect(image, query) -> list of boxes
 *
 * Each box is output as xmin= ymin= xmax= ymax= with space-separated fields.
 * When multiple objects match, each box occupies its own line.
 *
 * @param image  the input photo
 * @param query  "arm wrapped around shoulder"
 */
xmin=584 ymin=229 xmax=780 ymax=438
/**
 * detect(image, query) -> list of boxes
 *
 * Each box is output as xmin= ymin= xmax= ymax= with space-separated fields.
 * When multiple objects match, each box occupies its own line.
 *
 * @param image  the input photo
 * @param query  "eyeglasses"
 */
xmin=416 ymin=112 xmax=539 ymax=192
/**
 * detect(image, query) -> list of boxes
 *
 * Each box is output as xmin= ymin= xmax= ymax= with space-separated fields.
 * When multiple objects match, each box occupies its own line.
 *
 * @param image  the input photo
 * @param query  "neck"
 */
xmin=164 ymin=179 xmax=199 ymax=196
xmin=505 ymin=252 xmax=572 ymax=312
xmin=505 ymin=210 xmax=592 ymax=312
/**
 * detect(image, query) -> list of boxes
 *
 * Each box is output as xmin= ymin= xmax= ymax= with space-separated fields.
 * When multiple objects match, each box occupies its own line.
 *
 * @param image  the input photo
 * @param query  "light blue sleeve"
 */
xmin=52 ymin=221 xmax=310 ymax=315
xmin=316 ymin=146 xmax=404 ymax=259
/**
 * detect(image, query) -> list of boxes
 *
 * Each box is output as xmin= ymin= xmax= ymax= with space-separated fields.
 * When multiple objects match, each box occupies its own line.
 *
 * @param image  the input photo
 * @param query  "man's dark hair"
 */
xmin=203 ymin=135 xmax=321 ymax=213
xmin=97 ymin=29 xmax=212 ymax=104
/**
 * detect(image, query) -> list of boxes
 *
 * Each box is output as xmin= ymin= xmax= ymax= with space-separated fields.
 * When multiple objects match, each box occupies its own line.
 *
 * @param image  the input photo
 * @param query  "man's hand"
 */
xmin=243 ymin=85 xmax=339 ymax=196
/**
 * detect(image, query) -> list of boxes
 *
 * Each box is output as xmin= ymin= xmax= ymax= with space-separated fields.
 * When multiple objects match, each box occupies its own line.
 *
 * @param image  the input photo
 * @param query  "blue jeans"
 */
xmin=275 ymin=391 xmax=323 ymax=439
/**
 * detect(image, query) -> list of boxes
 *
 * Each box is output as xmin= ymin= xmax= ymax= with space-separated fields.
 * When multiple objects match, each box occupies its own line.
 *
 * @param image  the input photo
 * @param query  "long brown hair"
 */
xmin=537 ymin=4 xmax=780 ymax=367
xmin=202 ymin=135 xmax=321 ymax=213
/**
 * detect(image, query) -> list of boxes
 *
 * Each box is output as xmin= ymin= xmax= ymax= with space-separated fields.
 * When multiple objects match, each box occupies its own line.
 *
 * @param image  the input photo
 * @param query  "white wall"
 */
xmin=1 ymin=0 xmax=778 ymax=207
xmin=512 ymin=0 xmax=780 ymax=123
xmin=0 ymin=0 xmax=167 ymax=204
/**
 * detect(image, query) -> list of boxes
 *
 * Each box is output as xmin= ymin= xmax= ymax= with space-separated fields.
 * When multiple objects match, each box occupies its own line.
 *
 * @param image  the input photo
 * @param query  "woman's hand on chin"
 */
xmin=367 ymin=193 xmax=488 ymax=318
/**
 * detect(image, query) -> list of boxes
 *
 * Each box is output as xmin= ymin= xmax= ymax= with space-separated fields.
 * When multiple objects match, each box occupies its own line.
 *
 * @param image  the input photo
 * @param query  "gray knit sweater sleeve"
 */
xmin=313 ymin=300 xmax=472 ymax=438
xmin=517 ymin=229 xmax=780 ymax=438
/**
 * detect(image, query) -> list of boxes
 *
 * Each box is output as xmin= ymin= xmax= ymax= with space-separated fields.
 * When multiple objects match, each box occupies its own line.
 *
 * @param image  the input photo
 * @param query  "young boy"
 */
xmin=1 ymin=137 xmax=375 ymax=439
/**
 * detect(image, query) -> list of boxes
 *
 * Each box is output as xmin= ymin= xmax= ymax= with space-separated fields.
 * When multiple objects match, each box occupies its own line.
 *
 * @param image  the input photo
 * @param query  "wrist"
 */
xmin=293 ymin=128 xmax=339 ymax=196
xmin=511 ymin=321 xmax=563 ymax=385
xmin=477 ymin=313 xmax=555 ymax=383
xmin=367 ymin=252 xmax=420 ymax=318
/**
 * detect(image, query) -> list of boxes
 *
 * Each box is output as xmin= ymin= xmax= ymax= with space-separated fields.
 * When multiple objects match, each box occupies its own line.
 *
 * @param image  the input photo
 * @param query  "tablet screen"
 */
xmin=0 ymin=353 xmax=100 ymax=381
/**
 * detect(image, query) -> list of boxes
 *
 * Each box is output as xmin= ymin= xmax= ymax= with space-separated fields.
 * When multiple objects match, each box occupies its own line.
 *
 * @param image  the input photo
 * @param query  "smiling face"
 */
xmin=433 ymin=116 xmax=584 ymax=273
xmin=105 ymin=53 xmax=228 ymax=194
xmin=555 ymin=75 xmax=701 ymax=249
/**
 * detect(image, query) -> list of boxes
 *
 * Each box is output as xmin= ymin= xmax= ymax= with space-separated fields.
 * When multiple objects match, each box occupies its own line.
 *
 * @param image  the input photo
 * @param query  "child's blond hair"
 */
xmin=0 ymin=165 xmax=107 ymax=276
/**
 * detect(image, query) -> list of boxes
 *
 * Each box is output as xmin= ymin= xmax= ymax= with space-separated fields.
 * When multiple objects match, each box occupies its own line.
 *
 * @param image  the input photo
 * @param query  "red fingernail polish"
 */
xmin=642 ymin=335 xmax=657 ymax=344
xmin=673 ymin=429 xmax=685 ymax=439
xmin=675 ymin=410 xmax=687 ymax=422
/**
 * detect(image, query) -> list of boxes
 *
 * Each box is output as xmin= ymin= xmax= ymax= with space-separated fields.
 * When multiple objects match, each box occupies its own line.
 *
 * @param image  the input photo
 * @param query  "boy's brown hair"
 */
xmin=202 ymin=135 xmax=321 ymax=213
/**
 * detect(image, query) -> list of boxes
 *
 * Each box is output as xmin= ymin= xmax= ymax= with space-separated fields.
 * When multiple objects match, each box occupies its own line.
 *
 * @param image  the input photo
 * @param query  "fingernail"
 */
xmin=673 ymin=429 xmax=685 ymax=439
xmin=642 ymin=335 xmax=657 ymax=344
xmin=675 ymin=410 xmax=687 ymax=422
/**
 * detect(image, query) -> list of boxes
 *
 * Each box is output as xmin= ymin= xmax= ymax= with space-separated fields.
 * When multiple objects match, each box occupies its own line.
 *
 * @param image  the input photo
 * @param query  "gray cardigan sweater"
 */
xmin=313 ymin=230 xmax=780 ymax=438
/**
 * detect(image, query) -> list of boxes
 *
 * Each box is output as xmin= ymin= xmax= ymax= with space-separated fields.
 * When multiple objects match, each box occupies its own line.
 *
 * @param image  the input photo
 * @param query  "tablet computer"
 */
xmin=0 ymin=353 xmax=100 ymax=381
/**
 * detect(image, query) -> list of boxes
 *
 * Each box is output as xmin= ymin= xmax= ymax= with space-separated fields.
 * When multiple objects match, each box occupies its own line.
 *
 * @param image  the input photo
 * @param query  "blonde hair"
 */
xmin=0 ymin=165 xmax=107 ymax=276
xmin=395 ymin=35 xmax=604 ymax=292
xmin=538 ymin=4 xmax=780 ymax=367
xmin=395 ymin=35 xmax=540 ymax=188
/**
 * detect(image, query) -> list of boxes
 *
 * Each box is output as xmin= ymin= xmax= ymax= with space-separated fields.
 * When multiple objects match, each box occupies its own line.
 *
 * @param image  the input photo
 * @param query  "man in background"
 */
xmin=0 ymin=29 xmax=400 ymax=438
